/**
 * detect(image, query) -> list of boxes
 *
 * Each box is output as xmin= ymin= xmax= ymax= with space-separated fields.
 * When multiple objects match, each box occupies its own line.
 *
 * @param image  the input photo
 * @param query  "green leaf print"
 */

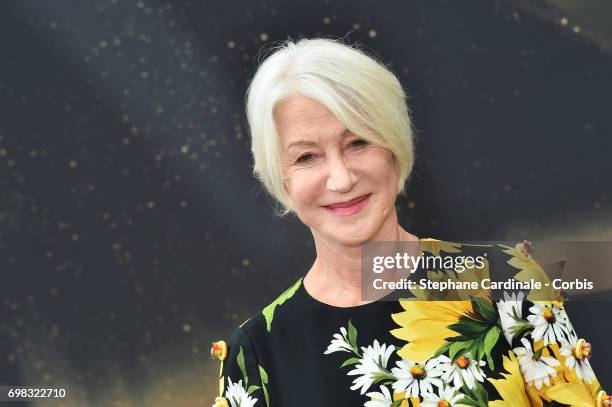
xmin=462 ymin=382 xmax=488 ymax=407
xmin=247 ymin=385 xmax=260 ymax=394
xmin=449 ymin=317 xmax=491 ymax=338
xmin=347 ymin=319 xmax=358 ymax=350
xmin=262 ymin=278 xmax=303 ymax=332
xmin=449 ymin=340 xmax=471 ymax=360
xmin=469 ymin=295 xmax=497 ymax=322
xmin=512 ymin=321 xmax=533 ymax=338
xmin=483 ymin=325 xmax=501 ymax=370
xmin=258 ymin=365 xmax=269 ymax=383
xmin=445 ymin=309 xmax=503 ymax=369
xmin=339 ymin=357 xmax=360 ymax=368
xmin=471 ymin=382 xmax=489 ymax=406
xmin=433 ymin=341 xmax=452 ymax=357
xmin=237 ymin=347 xmax=248 ymax=386
xmin=457 ymin=396 xmax=479 ymax=407
xmin=372 ymin=371 xmax=396 ymax=383
xmin=258 ymin=365 xmax=270 ymax=407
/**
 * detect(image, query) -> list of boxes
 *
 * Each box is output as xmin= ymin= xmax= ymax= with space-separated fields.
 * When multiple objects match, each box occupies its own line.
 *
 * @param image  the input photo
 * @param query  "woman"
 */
xmin=210 ymin=38 xmax=607 ymax=407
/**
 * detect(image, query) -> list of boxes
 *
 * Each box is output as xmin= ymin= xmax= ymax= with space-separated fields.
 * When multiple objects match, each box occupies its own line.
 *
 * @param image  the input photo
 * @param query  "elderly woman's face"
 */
xmin=276 ymin=95 xmax=399 ymax=246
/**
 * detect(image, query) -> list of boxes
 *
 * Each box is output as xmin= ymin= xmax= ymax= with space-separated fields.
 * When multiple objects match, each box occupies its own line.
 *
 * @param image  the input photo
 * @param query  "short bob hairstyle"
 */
xmin=246 ymin=37 xmax=415 ymax=215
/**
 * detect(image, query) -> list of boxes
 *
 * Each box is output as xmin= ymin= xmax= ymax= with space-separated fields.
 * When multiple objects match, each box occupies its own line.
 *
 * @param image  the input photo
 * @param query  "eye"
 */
xmin=296 ymin=153 xmax=314 ymax=164
xmin=350 ymin=138 xmax=369 ymax=148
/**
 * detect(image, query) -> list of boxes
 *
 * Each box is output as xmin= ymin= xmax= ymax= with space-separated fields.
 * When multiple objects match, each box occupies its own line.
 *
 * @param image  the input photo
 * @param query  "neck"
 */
xmin=304 ymin=212 xmax=418 ymax=307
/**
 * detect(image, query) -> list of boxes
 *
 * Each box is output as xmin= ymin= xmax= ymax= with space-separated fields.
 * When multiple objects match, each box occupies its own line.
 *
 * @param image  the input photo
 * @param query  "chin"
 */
xmin=303 ymin=204 xmax=388 ymax=245
xmin=323 ymin=234 xmax=369 ymax=248
xmin=322 ymin=220 xmax=381 ymax=246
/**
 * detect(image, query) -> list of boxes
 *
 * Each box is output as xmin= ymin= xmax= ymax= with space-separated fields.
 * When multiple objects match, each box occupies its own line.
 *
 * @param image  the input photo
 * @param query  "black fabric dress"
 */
xmin=213 ymin=239 xmax=606 ymax=407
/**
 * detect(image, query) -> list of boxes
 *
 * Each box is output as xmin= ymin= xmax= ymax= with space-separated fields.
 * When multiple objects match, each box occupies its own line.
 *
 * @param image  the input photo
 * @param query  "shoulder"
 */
xmin=237 ymin=277 xmax=306 ymax=338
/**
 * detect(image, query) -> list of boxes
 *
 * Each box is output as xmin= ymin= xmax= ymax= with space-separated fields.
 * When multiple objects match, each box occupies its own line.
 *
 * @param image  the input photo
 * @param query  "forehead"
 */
xmin=274 ymin=95 xmax=346 ymax=148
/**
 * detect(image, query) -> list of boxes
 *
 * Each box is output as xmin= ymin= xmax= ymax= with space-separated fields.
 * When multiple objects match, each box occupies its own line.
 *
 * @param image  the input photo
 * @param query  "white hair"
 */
xmin=245 ymin=36 xmax=415 ymax=215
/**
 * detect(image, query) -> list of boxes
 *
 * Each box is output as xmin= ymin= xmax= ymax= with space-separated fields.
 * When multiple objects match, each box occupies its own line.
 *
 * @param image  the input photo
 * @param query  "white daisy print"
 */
xmin=496 ymin=291 xmax=525 ymax=344
xmin=324 ymin=326 xmax=354 ymax=354
xmin=439 ymin=352 xmax=486 ymax=390
xmin=225 ymin=377 xmax=258 ymax=407
xmin=421 ymin=383 xmax=467 ymax=407
xmin=514 ymin=337 xmax=560 ymax=390
xmin=391 ymin=355 xmax=446 ymax=398
xmin=365 ymin=385 xmax=394 ymax=407
xmin=527 ymin=302 xmax=571 ymax=346
xmin=560 ymin=335 xmax=596 ymax=384
xmin=347 ymin=340 xmax=395 ymax=395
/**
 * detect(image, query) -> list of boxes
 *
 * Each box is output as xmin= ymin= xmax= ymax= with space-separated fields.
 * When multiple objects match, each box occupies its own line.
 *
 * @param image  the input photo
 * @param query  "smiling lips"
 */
xmin=323 ymin=194 xmax=371 ymax=216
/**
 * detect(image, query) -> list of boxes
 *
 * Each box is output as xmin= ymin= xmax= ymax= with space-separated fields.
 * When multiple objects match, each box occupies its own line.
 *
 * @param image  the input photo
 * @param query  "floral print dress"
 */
xmin=211 ymin=238 xmax=608 ymax=407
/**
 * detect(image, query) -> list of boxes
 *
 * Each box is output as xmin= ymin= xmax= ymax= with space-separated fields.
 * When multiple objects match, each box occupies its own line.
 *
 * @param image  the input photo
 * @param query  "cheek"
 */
xmin=381 ymin=151 xmax=399 ymax=189
xmin=357 ymin=148 xmax=398 ymax=186
xmin=356 ymin=150 xmax=399 ymax=216
xmin=387 ymin=155 xmax=400 ymax=192
xmin=285 ymin=169 xmax=323 ymax=208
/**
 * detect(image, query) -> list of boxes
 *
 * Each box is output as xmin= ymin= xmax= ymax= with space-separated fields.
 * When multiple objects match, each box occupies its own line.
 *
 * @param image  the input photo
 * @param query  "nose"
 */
xmin=326 ymin=155 xmax=356 ymax=193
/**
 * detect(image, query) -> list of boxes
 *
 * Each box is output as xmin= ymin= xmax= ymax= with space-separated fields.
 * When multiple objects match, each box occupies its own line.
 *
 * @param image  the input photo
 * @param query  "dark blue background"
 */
xmin=1 ymin=0 xmax=610 ymax=405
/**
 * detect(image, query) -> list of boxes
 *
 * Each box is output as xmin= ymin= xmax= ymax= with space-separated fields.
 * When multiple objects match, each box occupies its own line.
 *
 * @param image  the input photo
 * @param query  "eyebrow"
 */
xmin=285 ymin=128 xmax=351 ymax=151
